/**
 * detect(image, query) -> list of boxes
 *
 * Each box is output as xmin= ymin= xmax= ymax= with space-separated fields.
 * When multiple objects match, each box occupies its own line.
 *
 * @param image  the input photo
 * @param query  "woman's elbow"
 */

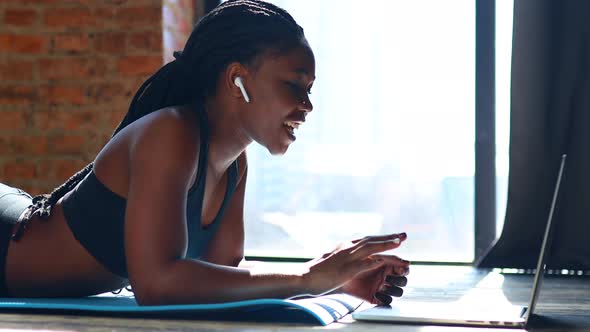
xmin=132 ymin=280 xmax=168 ymax=306
xmin=129 ymin=268 xmax=178 ymax=306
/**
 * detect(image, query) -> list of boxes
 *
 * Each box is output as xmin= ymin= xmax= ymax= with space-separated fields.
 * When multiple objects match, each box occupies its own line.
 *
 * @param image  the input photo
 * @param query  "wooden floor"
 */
xmin=0 ymin=265 xmax=588 ymax=331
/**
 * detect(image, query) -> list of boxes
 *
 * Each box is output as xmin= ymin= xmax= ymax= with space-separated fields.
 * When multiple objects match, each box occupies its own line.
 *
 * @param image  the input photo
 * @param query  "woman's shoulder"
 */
xmin=128 ymin=106 xmax=202 ymax=164
xmin=140 ymin=105 xmax=199 ymax=133
xmin=133 ymin=106 xmax=200 ymax=143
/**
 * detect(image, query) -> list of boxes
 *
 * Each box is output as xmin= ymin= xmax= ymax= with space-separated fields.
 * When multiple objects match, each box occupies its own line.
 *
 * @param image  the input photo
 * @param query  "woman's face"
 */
xmin=240 ymin=42 xmax=316 ymax=155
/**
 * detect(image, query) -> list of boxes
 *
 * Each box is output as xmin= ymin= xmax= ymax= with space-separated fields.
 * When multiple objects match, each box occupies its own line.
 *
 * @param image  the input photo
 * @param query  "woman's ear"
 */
xmin=226 ymin=62 xmax=250 ymax=103
xmin=233 ymin=76 xmax=250 ymax=103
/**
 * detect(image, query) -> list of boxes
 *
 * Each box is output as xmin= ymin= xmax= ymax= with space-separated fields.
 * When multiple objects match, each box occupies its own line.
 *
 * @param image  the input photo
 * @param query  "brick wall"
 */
xmin=0 ymin=0 xmax=192 ymax=195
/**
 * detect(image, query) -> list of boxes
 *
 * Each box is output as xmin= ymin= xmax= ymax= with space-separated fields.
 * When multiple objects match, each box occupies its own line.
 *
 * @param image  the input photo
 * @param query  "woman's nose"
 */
xmin=300 ymin=95 xmax=313 ymax=112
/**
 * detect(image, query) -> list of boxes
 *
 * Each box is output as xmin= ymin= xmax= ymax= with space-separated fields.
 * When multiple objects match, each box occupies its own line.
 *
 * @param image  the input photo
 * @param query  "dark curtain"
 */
xmin=477 ymin=0 xmax=590 ymax=269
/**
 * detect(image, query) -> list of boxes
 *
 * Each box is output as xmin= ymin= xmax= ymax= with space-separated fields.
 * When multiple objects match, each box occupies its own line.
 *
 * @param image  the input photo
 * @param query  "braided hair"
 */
xmin=12 ymin=0 xmax=306 ymax=240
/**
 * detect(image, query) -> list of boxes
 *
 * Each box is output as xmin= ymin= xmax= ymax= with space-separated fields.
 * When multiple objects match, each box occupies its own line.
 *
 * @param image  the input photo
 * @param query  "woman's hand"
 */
xmin=302 ymin=233 xmax=409 ymax=303
xmin=340 ymin=253 xmax=409 ymax=305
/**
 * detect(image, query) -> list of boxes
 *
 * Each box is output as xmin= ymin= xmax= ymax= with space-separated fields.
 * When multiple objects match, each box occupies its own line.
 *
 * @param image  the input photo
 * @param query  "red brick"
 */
xmin=18 ymin=184 xmax=45 ymax=197
xmin=0 ymin=135 xmax=48 ymax=155
xmin=94 ymin=57 xmax=111 ymax=78
xmin=104 ymin=0 xmax=128 ymax=5
xmin=93 ymin=31 xmax=126 ymax=54
xmin=0 ymin=110 xmax=27 ymax=130
xmin=3 ymin=160 xmax=37 ymax=179
xmin=0 ymin=60 xmax=34 ymax=81
xmin=43 ymin=8 xmax=94 ymax=29
xmin=36 ymin=158 xmax=86 ymax=181
xmin=129 ymin=31 xmax=161 ymax=52
xmin=38 ymin=58 xmax=92 ymax=80
xmin=0 ymin=86 xmax=36 ymax=105
xmin=0 ymin=0 xmax=105 ymax=5
xmin=94 ymin=8 xmax=118 ymax=28
xmin=35 ymin=159 xmax=54 ymax=179
xmin=0 ymin=136 xmax=9 ymax=154
xmin=21 ymin=164 xmax=55 ymax=183
xmin=49 ymin=134 xmax=86 ymax=154
xmin=109 ymin=107 xmax=127 ymax=128
xmin=117 ymin=7 xmax=162 ymax=28
xmin=0 ymin=34 xmax=46 ymax=54
xmin=32 ymin=108 xmax=99 ymax=131
xmin=0 ymin=0 xmax=59 ymax=5
xmin=89 ymin=82 xmax=129 ymax=102
xmin=4 ymin=9 xmax=37 ymax=27
xmin=39 ymin=85 xmax=86 ymax=105
xmin=53 ymin=33 xmax=90 ymax=53
xmin=117 ymin=55 xmax=162 ymax=76
xmin=65 ymin=0 xmax=92 ymax=5
xmin=55 ymin=159 xmax=86 ymax=180
xmin=0 ymin=35 xmax=9 ymax=50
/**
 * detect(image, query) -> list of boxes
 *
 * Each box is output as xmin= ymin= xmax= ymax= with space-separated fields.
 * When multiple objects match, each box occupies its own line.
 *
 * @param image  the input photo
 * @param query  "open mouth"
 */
xmin=283 ymin=120 xmax=301 ymax=140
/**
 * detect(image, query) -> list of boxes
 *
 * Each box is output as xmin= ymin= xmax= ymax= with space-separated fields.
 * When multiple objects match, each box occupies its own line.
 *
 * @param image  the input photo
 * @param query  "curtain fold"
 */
xmin=477 ymin=0 xmax=590 ymax=269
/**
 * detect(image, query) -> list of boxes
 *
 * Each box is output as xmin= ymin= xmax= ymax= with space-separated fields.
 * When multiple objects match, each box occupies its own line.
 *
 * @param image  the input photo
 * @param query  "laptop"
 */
xmin=353 ymin=154 xmax=567 ymax=328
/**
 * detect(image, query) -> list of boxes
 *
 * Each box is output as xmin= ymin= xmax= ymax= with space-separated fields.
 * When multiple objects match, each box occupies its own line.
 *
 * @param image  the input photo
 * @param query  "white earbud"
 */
xmin=234 ymin=76 xmax=250 ymax=103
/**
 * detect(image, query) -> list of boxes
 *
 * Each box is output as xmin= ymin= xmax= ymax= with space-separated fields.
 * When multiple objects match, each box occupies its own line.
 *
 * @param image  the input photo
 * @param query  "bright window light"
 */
xmin=243 ymin=0 xmax=477 ymax=262
xmin=495 ymin=0 xmax=514 ymax=236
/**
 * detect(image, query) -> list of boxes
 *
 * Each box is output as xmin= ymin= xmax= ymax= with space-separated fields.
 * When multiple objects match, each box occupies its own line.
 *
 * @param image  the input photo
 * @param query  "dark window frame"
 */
xmin=475 ymin=0 xmax=496 ymax=263
xmin=201 ymin=0 xmax=498 ymax=265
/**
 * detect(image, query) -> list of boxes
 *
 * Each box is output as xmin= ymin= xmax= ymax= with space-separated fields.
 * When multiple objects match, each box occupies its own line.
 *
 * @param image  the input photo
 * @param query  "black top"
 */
xmin=62 ymin=110 xmax=239 ymax=278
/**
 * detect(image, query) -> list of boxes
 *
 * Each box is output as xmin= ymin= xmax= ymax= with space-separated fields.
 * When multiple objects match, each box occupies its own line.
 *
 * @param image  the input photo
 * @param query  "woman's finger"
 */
xmin=351 ymin=257 xmax=386 ymax=276
xmin=351 ymin=232 xmax=407 ymax=244
xmin=374 ymin=292 xmax=393 ymax=305
xmin=371 ymin=254 xmax=410 ymax=268
xmin=380 ymin=284 xmax=404 ymax=297
xmin=349 ymin=239 xmax=402 ymax=259
xmin=392 ymin=264 xmax=410 ymax=276
xmin=385 ymin=275 xmax=408 ymax=287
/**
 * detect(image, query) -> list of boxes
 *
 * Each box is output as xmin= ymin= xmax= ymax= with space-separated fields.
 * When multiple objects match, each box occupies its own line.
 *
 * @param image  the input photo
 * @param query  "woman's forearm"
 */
xmin=133 ymin=258 xmax=310 ymax=305
xmin=132 ymin=235 xmax=407 ymax=305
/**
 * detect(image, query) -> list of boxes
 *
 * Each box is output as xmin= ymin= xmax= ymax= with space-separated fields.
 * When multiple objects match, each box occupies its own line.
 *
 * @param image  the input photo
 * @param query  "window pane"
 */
xmin=495 ymin=0 xmax=514 ymax=236
xmin=243 ymin=0 xmax=475 ymax=262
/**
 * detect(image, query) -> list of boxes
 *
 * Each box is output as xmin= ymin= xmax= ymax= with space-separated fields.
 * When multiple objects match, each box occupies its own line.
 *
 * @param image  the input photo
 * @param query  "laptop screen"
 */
xmin=523 ymin=154 xmax=567 ymax=323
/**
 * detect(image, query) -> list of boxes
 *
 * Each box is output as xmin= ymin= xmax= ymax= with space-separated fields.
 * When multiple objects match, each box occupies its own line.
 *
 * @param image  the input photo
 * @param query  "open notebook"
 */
xmin=0 ymin=293 xmax=363 ymax=325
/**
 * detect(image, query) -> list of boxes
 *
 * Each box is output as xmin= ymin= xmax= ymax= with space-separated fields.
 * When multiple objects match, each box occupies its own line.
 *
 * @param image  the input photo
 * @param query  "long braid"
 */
xmin=13 ymin=0 xmax=305 ymax=240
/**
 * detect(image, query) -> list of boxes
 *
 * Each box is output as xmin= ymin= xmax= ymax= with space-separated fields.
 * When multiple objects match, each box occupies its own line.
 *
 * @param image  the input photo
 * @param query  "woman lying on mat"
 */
xmin=0 ymin=0 xmax=409 ymax=305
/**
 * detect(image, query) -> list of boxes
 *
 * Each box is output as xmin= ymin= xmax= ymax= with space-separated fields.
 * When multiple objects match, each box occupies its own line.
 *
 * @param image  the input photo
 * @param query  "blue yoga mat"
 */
xmin=0 ymin=293 xmax=364 ymax=326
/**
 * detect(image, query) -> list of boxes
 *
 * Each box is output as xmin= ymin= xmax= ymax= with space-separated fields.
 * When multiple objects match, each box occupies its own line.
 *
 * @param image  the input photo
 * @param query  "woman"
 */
xmin=0 ymin=0 xmax=409 ymax=305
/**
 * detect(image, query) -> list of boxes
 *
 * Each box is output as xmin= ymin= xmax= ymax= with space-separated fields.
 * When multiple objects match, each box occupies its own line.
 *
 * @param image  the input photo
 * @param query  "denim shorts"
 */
xmin=0 ymin=182 xmax=33 ymax=297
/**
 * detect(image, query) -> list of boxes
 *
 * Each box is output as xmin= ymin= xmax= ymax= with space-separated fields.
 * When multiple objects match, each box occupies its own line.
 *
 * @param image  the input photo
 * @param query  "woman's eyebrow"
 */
xmin=293 ymin=68 xmax=315 ymax=81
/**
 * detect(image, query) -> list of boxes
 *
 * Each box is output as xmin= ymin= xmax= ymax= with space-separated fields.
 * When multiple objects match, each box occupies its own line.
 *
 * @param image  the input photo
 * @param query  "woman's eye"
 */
xmin=286 ymin=81 xmax=309 ymax=96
